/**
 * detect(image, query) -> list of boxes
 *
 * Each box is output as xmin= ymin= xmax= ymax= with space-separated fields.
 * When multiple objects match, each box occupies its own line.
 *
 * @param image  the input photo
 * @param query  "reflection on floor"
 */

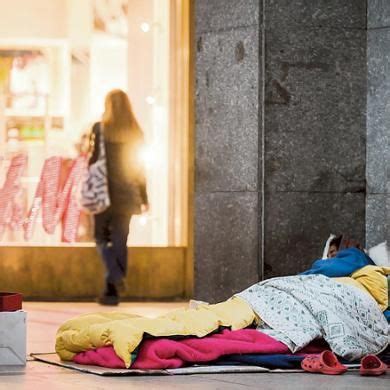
xmin=1 ymin=302 xmax=388 ymax=390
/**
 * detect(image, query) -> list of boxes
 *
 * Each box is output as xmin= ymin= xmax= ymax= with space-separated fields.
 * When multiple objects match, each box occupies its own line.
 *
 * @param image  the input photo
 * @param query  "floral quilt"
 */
xmin=236 ymin=274 xmax=389 ymax=361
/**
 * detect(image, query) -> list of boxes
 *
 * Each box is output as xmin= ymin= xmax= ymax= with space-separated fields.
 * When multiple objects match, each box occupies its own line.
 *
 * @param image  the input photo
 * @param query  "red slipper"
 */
xmin=301 ymin=351 xmax=348 ymax=375
xmin=360 ymin=355 xmax=387 ymax=376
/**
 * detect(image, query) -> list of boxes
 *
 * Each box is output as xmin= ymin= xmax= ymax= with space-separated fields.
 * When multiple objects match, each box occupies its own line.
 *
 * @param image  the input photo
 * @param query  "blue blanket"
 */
xmin=218 ymin=354 xmax=304 ymax=369
xmin=301 ymin=248 xmax=374 ymax=277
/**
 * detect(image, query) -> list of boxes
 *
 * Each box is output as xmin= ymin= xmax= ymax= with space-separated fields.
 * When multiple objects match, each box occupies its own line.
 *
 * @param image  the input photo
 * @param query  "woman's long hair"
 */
xmin=102 ymin=89 xmax=143 ymax=143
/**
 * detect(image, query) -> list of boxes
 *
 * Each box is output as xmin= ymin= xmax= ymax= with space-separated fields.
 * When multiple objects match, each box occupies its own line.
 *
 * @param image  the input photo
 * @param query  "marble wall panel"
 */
xmin=195 ymin=192 xmax=259 ymax=302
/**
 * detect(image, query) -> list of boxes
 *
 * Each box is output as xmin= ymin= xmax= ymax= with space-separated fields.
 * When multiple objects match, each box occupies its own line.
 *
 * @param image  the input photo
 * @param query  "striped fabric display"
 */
xmin=79 ymin=125 xmax=110 ymax=214
xmin=0 ymin=154 xmax=27 ymax=239
xmin=23 ymin=156 xmax=86 ymax=242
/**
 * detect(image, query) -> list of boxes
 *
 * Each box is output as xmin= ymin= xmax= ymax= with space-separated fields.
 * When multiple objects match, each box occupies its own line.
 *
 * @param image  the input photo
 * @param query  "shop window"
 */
xmin=0 ymin=0 xmax=190 ymax=247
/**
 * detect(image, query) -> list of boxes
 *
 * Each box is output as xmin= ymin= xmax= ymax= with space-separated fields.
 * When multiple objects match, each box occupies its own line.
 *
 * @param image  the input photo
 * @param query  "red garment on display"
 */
xmin=24 ymin=156 xmax=86 ymax=242
xmin=0 ymin=154 xmax=27 ymax=239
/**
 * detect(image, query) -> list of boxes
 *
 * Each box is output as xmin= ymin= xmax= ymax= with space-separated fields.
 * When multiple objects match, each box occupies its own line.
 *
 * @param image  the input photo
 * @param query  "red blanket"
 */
xmin=74 ymin=329 xmax=322 ymax=369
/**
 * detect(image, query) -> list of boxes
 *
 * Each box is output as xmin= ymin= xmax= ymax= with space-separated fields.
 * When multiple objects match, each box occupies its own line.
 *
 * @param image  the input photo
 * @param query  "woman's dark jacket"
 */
xmin=89 ymin=122 xmax=148 ymax=215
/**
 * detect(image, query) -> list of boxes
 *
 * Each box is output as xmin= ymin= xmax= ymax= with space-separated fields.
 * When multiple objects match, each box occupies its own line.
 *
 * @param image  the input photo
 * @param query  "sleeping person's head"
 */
xmin=327 ymin=235 xmax=343 ymax=258
xmin=327 ymin=234 xmax=363 ymax=258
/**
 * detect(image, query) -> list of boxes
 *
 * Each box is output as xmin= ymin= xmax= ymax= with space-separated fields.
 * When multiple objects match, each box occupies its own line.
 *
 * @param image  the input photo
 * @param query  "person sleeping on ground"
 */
xmin=56 ymin=239 xmax=390 ymax=369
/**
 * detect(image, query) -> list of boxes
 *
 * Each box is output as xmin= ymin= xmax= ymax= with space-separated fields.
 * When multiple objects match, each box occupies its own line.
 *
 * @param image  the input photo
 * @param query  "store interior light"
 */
xmin=145 ymin=96 xmax=155 ymax=105
xmin=139 ymin=143 xmax=162 ymax=169
xmin=139 ymin=215 xmax=148 ymax=226
xmin=139 ymin=145 xmax=154 ymax=169
xmin=140 ymin=23 xmax=150 ymax=33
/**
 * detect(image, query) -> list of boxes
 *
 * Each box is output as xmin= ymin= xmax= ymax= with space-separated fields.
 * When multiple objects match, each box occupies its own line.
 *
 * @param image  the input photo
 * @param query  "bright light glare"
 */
xmin=140 ymin=23 xmax=150 ymax=32
xmin=139 ymin=145 xmax=153 ymax=169
xmin=139 ymin=144 xmax=161 ymax=169
xmin=145 ymin=96 xmax=155 ymax=105
xmin=139 ymin=215 xmax=148 ymax=226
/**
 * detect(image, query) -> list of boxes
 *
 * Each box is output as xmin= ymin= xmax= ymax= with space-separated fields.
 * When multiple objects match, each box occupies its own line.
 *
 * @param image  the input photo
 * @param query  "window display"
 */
xmin=0 ymin=0 xmax=189 ymax=247
xmin=6 ymin=50 xmax=49 ymax=112
xmin=93 ymin=0 xmax=128 ymax=38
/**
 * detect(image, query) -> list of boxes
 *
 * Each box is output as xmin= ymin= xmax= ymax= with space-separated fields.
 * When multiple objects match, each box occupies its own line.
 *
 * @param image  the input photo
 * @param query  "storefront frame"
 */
xmin=0 ymin=0 xmax=194 ymax=300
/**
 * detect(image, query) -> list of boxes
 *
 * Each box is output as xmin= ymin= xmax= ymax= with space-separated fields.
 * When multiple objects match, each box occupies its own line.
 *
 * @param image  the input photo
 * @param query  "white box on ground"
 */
xmin=0 ymin=311 xmax=26 ymax=368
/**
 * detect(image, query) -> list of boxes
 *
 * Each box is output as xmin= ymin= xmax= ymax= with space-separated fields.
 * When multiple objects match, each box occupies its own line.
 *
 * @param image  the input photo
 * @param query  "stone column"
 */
xmin=367 ymin=0 xmax=390 ymax=247
xmin=194 ymin=0 xmax=262 ymax=302
xmin=263 ymin=1 xmax=367 ymax=277
xmin=194 ymin=1 xmax=372 ymax=301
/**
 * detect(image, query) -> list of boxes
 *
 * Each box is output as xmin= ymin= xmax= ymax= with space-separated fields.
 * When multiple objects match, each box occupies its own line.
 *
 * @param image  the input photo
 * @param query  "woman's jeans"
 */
xmin=94 ymin=208 xmax=132 ymax=285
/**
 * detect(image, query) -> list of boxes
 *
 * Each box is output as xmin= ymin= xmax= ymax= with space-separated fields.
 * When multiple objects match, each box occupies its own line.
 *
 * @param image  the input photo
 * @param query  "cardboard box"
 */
xmin=0 ymin=311 xmax=26 ymax=370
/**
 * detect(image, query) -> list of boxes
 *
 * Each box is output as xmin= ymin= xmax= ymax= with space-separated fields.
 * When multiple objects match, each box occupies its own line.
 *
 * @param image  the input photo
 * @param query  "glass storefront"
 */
xmin=0 ymin=0 xmax=190 ymax=247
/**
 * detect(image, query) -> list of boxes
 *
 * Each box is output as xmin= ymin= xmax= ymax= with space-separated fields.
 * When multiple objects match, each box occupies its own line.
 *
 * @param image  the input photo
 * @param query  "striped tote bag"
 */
xmin=80 ymin=125 xmax=111 ymax=214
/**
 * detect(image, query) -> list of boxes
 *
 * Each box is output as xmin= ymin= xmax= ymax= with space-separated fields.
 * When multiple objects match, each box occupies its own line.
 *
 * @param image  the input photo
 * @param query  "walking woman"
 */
xmin=89 ymin=89 xmax=148 ymax=305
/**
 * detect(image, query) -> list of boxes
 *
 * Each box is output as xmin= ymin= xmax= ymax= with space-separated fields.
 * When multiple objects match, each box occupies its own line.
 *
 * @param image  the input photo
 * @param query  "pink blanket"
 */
xmin=74 ymin=329 xmax=297 ymax=369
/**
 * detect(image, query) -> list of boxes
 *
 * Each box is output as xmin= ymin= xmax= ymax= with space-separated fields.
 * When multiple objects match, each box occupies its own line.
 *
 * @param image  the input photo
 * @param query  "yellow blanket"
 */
xmin=55 ymin=296 xmax=256 ymax=368
xmin=335 ymin=265 xmax=390 ymax=311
